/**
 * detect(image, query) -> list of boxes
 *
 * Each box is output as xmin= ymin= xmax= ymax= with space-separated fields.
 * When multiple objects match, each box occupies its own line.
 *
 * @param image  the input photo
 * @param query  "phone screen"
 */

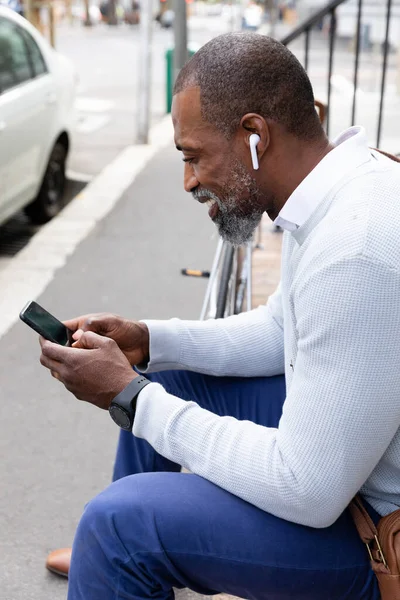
xmin=20 ymin=301 xmax=73 ymax=346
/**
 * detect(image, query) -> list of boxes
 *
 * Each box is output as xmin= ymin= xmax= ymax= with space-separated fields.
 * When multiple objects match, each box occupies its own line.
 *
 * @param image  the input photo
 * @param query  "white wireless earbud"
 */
xmin=249 ymin=134 xmax=260 ymax=170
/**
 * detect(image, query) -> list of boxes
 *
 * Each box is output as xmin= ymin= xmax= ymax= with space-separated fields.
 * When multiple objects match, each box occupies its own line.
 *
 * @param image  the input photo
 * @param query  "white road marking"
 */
xmin=74 ymin=97 xmax=115 ymax=113
xmin=74 ymin=114 xmax=110 ymax=133
xmin=0 ymin=116 xmax=174 ymax=340
xmin=73 ymin=96 xmax=115 ymax=134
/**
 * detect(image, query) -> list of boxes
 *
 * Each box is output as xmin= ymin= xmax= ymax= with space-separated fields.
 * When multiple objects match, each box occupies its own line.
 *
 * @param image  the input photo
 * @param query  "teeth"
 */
xmin=206 ymin=199 xmax=216 ymax=208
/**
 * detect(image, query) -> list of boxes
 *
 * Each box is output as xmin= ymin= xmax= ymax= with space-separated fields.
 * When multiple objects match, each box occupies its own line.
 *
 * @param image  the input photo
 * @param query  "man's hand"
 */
xmin=39 ymin=332 xmax=137 ymax=410
xmin=64 ymin=313 xmax=150 ymax=366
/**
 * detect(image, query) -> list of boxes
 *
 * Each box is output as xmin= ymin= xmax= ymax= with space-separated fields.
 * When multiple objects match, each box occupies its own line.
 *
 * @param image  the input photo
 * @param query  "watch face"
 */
xmin=109 ymin=404 xmax=132 ymax=431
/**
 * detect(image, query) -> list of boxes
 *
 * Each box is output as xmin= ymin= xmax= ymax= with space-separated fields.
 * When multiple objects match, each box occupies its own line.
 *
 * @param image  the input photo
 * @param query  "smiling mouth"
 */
xmin=195 ymin=195 xmax=216 ymax=206
xmin=193 ymin=194 xmax=219 ymax=219
xmin=205 ymin=198 xmax=216 ymax=209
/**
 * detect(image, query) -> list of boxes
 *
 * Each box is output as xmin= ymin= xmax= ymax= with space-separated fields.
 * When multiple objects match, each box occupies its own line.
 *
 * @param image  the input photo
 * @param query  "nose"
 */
xmin=183 ymin=162 xmax=199 ymax=193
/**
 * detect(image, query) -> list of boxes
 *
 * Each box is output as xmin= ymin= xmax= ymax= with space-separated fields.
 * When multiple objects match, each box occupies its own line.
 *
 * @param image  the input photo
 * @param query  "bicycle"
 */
xmin=182 ymin=223 xmax=264 ymax=320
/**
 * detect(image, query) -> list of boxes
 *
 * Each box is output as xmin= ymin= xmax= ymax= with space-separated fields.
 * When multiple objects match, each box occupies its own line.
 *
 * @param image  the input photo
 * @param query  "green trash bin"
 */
xmin=165 ymin=46 xmax=197 ymax=113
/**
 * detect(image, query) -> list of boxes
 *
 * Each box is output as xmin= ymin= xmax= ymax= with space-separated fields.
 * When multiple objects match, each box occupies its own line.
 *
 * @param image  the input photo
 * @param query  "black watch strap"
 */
xmin=109 ymin=376 xmax=150 ymax=431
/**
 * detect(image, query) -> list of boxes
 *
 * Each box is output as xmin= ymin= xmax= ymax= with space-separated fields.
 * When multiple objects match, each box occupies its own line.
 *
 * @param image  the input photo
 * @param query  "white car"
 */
xmin=0 ymin=6 xmax=76 ymax=225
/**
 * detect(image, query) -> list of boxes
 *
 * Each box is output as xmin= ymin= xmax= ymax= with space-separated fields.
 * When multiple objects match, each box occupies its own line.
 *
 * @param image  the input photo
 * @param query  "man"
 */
xmin=39 ymin=32 xmax=400 ymax=599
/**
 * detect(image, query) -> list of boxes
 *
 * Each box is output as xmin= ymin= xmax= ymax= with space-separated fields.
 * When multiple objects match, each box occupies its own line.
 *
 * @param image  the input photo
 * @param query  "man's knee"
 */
xmin=69 ymin=475 xmax=179 ymax=598
xmin=74 ymin=474 xmax=162 ymax=559
xmin=73 ymin=487 xmax=116 ymax=557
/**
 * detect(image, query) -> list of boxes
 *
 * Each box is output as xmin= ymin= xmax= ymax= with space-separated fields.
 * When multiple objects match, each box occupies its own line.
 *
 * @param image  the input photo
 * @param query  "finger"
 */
xmin=40 ymin=339 xmax=73 ymax=363
xmin=63 ymin=313 xmax=105 ymax=332
xmin=40 ymin=353 xmax=63 ymax=373
xmin=63 ymin=314 xmax=102 ymax=333
xmin=62 ymin=317 xmax=84 ymax=331
xmin=72 ymin=328 xmax=84 ymax=341
xmin=39 ymin=336 xmax=66 ymax=355
xmin=73 ymin=330 xmax=111 ymax=350
xmin=82 ymin=315 xmax=111 ymax=334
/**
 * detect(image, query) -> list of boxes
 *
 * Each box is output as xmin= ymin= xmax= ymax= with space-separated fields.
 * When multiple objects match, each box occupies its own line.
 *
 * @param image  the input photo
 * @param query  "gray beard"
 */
xmin=193 ymin=164 xmax=264 ymax=246
xmin=214 ymin=200 xmax=262 ymax=246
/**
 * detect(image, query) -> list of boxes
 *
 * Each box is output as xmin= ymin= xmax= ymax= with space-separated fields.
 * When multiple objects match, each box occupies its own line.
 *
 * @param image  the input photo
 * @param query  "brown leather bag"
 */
xmin=350 ymin=495 xmax=400 ymax=598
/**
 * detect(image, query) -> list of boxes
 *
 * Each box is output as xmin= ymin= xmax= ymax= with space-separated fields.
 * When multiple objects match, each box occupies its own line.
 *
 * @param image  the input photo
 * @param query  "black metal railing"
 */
xmin=280 ymin=0 xmax=395 ymax=148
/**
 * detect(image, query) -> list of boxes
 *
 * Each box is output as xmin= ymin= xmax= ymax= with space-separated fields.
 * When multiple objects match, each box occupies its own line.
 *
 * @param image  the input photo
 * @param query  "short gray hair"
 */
xmin=174 ymin=32 xmax=322 ymax=140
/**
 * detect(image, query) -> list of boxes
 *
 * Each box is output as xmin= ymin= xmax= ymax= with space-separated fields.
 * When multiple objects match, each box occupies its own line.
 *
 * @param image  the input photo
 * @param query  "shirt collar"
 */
xmin=274 ymin=126 xmax=373 ymax=232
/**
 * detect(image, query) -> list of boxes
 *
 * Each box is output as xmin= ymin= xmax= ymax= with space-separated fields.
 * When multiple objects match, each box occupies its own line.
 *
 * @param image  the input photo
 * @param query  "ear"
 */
xmin=240 ymin=113 xmax=270 ymax=162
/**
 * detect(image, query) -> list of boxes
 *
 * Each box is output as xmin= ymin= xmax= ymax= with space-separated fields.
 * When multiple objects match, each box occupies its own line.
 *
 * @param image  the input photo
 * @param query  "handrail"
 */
xmin=279 ymin=0 xmax=394 ymax=147
xmin=280 ymin=0 xmax=347 ymax=45
xmin=376 ymin=0 xmax=393 ymax=146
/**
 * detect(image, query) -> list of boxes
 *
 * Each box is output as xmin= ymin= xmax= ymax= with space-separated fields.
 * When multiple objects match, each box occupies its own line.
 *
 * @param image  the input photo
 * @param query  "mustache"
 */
xmin=192 ymin=188 xmax=220 ymax=202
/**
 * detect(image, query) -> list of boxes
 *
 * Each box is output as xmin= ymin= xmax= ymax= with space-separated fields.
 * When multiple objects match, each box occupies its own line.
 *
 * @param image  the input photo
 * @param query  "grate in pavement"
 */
xmin=0 ymin=212 xmax=38 ymax=257
xmin=0 ymin=179 xmax=86 ymax=258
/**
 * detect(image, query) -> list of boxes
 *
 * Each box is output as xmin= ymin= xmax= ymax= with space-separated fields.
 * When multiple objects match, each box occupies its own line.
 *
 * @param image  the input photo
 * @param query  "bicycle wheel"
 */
xmin=233 ymin=245 xmax=247 ymax=314
xmin=200 ymin=238 xmax=252 ymax=320
xmin=216 ymin=242 xmax=236 ymax=318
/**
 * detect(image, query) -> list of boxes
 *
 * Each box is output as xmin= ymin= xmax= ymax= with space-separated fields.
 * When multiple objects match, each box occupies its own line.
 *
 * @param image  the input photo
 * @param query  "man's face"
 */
xmin=172 ymin=87 xmax=266 ymax=246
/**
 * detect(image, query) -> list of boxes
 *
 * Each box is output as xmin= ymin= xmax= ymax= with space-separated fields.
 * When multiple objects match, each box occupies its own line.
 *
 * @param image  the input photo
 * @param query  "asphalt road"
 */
xmin=0 ymin=143 xmax=217 ymax=600
xmin=0 ymin=16 xmax=234 ymax=599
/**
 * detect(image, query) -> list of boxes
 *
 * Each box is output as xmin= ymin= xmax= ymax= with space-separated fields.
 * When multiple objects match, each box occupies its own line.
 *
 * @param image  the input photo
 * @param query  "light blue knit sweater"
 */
xmin=134 ymin=146 xmax=400 ymax=528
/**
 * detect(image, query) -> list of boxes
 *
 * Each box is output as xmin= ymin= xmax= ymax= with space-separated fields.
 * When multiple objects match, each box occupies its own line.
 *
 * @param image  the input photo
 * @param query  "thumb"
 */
xmin=72 ymin=331 xmax=108 ymax=350
xmin=72 ymin=328 xmax=84 ymax=342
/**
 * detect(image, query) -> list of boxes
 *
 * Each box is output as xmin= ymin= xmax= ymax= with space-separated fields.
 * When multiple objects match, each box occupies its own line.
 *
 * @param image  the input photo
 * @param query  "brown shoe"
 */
xmin=46 ymin=547 xmax=72 ymax=578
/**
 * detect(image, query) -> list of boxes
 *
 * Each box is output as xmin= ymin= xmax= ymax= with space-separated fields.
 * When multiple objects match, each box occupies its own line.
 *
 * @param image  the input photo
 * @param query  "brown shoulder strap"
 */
xmin=349 ymin=495 xmax=378 ymax=544
xmin=372 ymin=148 xmax=400 ymax=163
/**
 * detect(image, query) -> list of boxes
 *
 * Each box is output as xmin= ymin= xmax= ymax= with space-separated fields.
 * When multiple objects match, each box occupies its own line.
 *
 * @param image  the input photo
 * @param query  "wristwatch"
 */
xmin=108 ymin=376 xmax=150 ymax=431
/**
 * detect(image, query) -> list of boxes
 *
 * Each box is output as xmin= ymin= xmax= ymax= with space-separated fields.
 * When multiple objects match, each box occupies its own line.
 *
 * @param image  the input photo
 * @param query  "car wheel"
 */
xmin=25 ymin=142 xmax=67 ymax=225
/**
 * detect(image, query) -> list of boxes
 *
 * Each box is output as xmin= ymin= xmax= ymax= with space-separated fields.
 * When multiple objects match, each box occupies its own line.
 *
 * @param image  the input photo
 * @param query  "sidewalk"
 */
xmin=0 ymin=132 xmax=214 ymax=600
xmin=0 ymin=117 xmax=281 ymax=599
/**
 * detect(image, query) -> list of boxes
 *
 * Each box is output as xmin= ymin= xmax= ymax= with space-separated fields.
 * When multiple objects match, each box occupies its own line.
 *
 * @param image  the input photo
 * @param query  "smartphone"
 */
xmin=19 ymin=301 xmax=74 ymax=346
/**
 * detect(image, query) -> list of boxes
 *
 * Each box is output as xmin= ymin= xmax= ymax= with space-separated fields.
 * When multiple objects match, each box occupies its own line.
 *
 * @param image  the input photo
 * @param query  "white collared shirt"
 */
xmin=137 ymin=130 xmax=400 ymax=526
xmin=274 ymin=126 xmax=372 ymax=232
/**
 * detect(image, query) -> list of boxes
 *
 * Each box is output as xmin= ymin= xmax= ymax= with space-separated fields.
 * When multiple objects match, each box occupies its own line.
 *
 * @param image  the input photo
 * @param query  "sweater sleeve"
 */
xmin=139 ymin=283 xmax=284 ymax=377
xmin=133 ymin=256 xmax=400 ymax=527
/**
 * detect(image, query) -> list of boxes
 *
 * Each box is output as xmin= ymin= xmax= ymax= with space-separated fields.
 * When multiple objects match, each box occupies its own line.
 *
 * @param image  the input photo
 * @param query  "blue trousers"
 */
xmin=68 ymin=371 xmax=380 ymax=600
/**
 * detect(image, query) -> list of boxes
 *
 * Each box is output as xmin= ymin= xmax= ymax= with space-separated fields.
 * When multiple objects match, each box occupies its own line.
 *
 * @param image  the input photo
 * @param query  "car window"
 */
xmin=21 ymin=29 xmax=48 ymax=77
xmin=0 ymin=17 xmax=34 ymax=93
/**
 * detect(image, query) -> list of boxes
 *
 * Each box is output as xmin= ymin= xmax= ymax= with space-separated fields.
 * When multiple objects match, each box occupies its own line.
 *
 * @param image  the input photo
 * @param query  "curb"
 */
xmin=0 ymin=116 xmax=174 ymax=340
